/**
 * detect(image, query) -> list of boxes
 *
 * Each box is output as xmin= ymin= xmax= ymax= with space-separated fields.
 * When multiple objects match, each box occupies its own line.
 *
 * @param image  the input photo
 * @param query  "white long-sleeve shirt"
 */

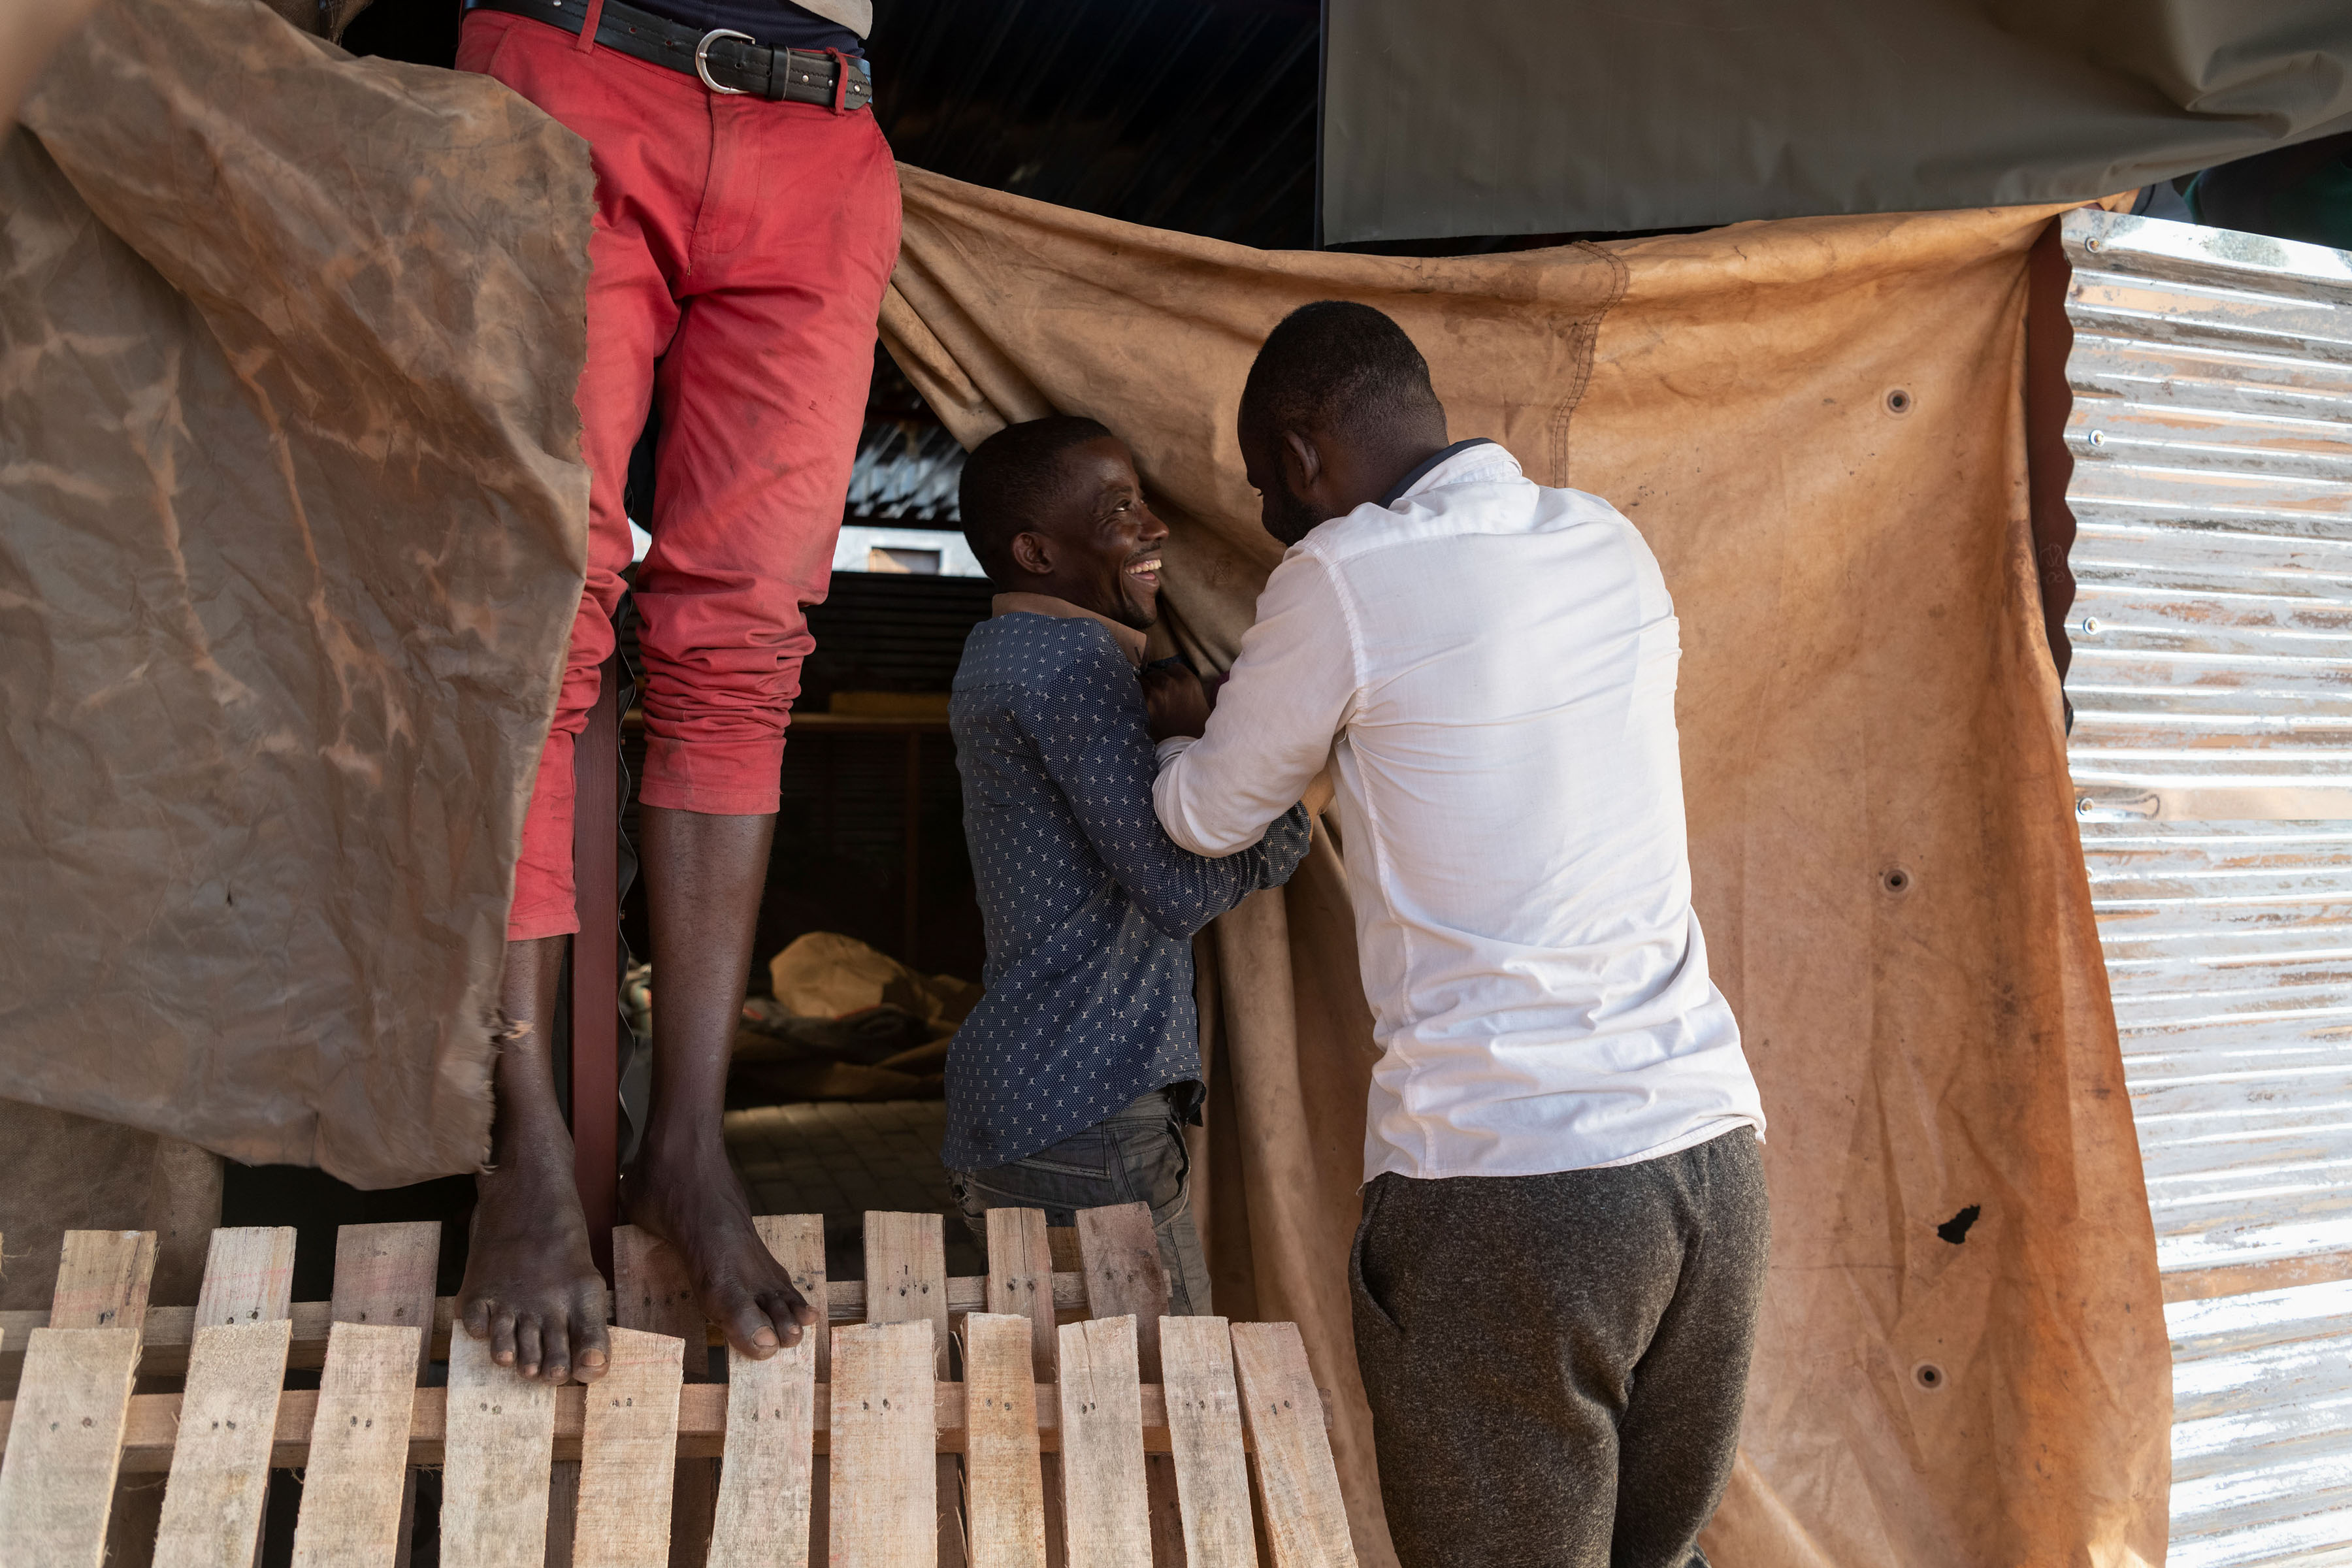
xmin=1153 ymin=442 xmax=1765 ymax=1181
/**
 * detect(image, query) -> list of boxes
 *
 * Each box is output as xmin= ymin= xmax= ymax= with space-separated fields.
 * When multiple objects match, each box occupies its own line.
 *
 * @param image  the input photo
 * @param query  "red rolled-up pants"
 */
xmin=458 ymin=10 xmax=902 ymax=940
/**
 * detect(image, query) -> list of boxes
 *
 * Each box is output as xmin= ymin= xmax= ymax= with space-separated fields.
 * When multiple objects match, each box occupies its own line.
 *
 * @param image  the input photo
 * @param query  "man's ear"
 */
xmin=1280 ymin=428 xmax=1322 ymax=499
xmin=1007 ymin=529 xmax=1054 ymax=578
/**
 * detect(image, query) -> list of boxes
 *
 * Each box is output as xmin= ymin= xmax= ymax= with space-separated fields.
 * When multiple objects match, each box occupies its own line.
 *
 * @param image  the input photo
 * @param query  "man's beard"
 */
xmin=1264 ymin=482 xmax=1324 ymax=546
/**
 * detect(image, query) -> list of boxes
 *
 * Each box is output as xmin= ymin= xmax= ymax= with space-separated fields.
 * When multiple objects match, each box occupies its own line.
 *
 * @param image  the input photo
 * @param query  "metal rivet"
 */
xmin=2080 ymin=616 xmax=2101 ymax=636
xmin=2087 ymin=429 xmax=2106 ymax=448
xmin=2078 ymin=797 xmax=2095 ymax=817
xmin=2085 ymin=237 xmax=2103 ymax=252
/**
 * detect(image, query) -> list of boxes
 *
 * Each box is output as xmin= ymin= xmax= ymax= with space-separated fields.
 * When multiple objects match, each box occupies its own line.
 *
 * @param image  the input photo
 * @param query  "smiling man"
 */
xmin=941 ymin=416 xmax=1313 ymax=1308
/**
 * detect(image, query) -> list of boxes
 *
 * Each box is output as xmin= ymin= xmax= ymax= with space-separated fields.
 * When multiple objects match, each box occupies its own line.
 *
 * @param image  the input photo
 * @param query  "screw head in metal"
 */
xmin=2085 ymin=237 xmax=2102 ymax=252
xmin=2087 ymin=429 xmax=2106 ymax=448
xmin=2080 ymin=616 xmax=2101 ymax=636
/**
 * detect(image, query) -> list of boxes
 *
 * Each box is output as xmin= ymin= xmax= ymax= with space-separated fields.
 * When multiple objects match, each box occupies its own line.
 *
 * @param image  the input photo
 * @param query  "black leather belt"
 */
xmin=474 ymin=0 xmax=874 ymax=110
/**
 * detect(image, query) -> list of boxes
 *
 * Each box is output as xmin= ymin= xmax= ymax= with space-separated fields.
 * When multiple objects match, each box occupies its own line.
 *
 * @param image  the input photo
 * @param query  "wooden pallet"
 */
xmin=0 ymin=1205 xmax=1354 ymax=1567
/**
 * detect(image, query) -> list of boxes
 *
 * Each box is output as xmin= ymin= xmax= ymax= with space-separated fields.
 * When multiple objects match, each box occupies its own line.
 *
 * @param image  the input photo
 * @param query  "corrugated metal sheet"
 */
xmin=2063 ymin=206 xmax=2352 ymax=1565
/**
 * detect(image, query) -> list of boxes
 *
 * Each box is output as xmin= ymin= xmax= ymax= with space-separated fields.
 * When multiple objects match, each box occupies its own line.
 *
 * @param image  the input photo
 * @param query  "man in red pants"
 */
xmin=452 ymin=0 xmax=900 ymax=1384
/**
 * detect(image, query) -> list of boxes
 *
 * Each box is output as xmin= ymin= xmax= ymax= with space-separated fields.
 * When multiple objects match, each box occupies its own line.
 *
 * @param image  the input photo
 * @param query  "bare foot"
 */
xmin=622 ymin=1127 xmax=816 ymax=1359
xmin=459 ymin=1143 xmax=613 ymax=1386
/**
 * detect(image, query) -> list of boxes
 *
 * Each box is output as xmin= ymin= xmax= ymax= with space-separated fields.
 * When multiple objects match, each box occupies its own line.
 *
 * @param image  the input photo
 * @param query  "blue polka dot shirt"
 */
xmin=943 ymin=613 xmax=1313 ymax=1171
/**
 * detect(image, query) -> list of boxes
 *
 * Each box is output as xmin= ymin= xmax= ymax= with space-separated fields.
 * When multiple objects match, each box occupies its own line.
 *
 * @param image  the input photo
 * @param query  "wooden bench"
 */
xmin=0 ymin=1203 xmax=1354 ymax=1567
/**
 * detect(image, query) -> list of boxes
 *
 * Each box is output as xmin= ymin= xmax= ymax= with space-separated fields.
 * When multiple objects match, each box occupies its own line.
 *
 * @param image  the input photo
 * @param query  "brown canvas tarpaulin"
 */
xmin=880 ymin=169 xmax=2170 ymax=1565
xmin=0 ymin=0 xmax=593 ymax=1186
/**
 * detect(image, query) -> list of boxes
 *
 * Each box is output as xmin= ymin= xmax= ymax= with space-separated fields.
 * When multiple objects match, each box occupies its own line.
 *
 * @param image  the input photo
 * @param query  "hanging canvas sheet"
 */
xmin=880 ymin=167 xmax=2170 ymax=1567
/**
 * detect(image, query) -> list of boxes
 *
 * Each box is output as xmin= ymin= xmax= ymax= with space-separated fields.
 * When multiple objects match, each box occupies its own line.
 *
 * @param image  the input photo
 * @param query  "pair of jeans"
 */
xmin=457 ymin=10 xmax=903 ymax=939
xmin=949 ymin=1086 xmax=1213 ymax=1316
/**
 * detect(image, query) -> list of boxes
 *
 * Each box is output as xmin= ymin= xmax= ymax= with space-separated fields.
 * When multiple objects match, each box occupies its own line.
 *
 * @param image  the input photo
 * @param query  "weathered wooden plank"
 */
xmin=983 ymin=1211 xmax=1056 ymax=1382
xmin=1057 ymin=1316 xmax=1150 ymax=1568
xmin=442 ymin=1328 xmax=559 ymax=1568
xmin=573 ymin=1328 xmax=683 ymax=1568
xmin=706 ymin=1319 xmax=813 ymax=1568
xmin=330 ymin=1222 xmax=440 ymax=1378
xmin=190 ymin=1228 xmax=297 ymax=1330
xmin=755 ymin=1214 xmax=830 ymax=1383
xmin=1228 ymin=1326 xmax=1351 ymax=1568
xmin=960 ymin=1314 xmax=1047 ymax=1568
xmin=151 ymin=1320 xmax=293 ymax=1568
xmin=1158 ymin=1319 xmax=1255 ymax=1568
xmin=1073 ymin=1207 xmax=1167 ymax=1381
xmin=333 ymin=1219 xmax=440 ymax=1566
xmin=830 ymin=1322 xmax=938 ymax=1568
xmin=0 ymin=1327 xmax=141 ymax=1567
xmin=287 ymin=1322 xmax=423 ymax=1568
xmin=862 ymin=1213 xmax=948 ymax=1377
xmin=612 ymin=1224 xmax=715 ymax=1568
xmin=50 ymin=1229 xmax=157 ymax=1335
xmin=1074 ymin=1205 xmax=1181 ymax=1567
xmin=0 ymin=1275 xmax=1096 ymax=1379
xmin=862 ymin=1211 xmax=961 ymax=1566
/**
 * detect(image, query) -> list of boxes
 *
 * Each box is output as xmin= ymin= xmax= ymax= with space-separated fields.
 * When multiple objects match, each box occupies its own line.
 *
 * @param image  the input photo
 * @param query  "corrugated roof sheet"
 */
xmin=2064 ymin=205 xmax=2352 ymax=1565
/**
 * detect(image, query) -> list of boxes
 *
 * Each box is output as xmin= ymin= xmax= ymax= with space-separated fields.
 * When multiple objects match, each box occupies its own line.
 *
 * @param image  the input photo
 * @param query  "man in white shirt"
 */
xmin=1148 ymin=301 xmax=1770 ymax=1567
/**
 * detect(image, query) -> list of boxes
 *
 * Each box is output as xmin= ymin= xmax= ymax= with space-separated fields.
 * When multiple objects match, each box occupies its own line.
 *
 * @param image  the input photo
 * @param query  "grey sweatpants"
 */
xmin=1350 ymin=1129 xmax=1769 ymax=1568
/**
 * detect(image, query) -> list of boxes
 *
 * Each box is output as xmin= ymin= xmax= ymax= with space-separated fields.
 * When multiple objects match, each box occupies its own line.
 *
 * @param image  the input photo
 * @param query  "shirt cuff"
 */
xmin=1154 ymin=735 xmax=1197 ymax=768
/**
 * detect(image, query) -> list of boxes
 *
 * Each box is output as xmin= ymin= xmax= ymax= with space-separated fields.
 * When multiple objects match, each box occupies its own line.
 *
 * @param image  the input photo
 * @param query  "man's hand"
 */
xmin=1141 ymin=659 xmax=1211 ymax=742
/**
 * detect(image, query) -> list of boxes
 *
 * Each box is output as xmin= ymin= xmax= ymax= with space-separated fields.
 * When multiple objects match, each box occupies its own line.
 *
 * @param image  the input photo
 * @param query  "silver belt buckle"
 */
xmin=694 ymin=27 xmax=755 ymax=95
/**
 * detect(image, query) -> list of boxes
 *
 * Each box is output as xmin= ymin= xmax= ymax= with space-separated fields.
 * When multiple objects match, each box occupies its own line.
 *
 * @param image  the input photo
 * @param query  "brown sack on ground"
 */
xmin=0 ymin=0 xmax=593 ymax=1185
xmin=879 ymin=167 xmax=2168 ymax=1568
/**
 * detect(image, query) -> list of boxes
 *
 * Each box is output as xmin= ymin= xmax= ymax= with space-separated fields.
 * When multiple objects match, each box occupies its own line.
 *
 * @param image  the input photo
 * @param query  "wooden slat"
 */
xmin=1057 ymin=1316 xmax=1151 ymax=1567
xmin=1228 ymin=1326 xmax=1351 ymax=1568
xmin=612 ymin=1224 xmax=715 ymax=1568
xmin=0 ymin=1327 xmax=141 ymax=1567
xmin=983 ymin=1211 xmax=1056 ymax=1382
xmin=287 ymin=1322 xmax=423 ymax=1568
xmin=330 ymin=1222 xmax=440 ymax=1377
xmin=1073 ymin=1207 xmax=1167 ymax=1382
xmin=191 ymin=1228 xmax=297 ymax=1330
xmin=862 ymin=1213 xmax=948 ymax=1377
xmin=755 ymin=1214 xmax=830 ymax=1383
xmin=961 ymin=1315 xmax=1047 ymax=1568
xmin=708 ymin=1321 xmax=815 ymax=1568
xmin=1159 ymin=1320 xmax=1254 ymax=1568
xmin=751 ymin=1214 xmax=830 ymax=1568
xmin=332 ymin=1219 xmax=439 ymax=1566
xmin=830 ymin=1321 xmax=938 ymax=1568
xmin=150 ymin=1320 xmax=294 ymax=1568
xmin=611 ymin=1228 xmax=707 ymax=1352
xmin=574 ymin=1328 xmax=683 ymax=1568
xmin=50 ymin=1229 xmax=157 ymax=1334
xmin=862 ymin=1212 xmax=961 ymax=1567
xmin=442 ymin=1328 xmax=559 ymax=1568
xmin=0 ymin=1374 xmax=1314 ymax=1469
xmin=0 ymin=1275 xmax=1098 ymax=1378
xmin=1074 ymin=1205 xmax=1181 ymax=1566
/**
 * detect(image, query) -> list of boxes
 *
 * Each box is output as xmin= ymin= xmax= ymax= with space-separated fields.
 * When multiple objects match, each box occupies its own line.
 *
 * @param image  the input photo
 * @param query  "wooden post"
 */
xmin=572 ymin=651 xmax=623 ymax=1282
xmin=902 ymin=729 xmax=922 ymax=966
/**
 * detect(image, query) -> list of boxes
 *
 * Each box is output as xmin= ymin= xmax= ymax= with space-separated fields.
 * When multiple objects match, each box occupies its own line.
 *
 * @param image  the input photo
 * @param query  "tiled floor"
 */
xmin=723 ymin=1098 xmax=985 ymax=1281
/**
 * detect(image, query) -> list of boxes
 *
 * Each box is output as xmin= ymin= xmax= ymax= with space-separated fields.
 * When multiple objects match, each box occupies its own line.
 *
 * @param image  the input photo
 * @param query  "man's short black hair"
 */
xmin=959 ymin=415 xmax=1115 ymax=585
xmin=1239 ymin=300 xmax=1444 ymax=446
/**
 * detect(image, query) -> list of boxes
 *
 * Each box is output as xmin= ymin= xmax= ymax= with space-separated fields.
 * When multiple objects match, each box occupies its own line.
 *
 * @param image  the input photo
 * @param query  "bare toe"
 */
xmin=539 ymin=1316 xmax=572 ymax=1384
xmin=573 ymin=1303 xmax=612 ymax=1382
xmin=491 ymin=1307 xmax=519 ymax=1366
xmin=514 ymin=1313 xmax=544 ymax=1379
